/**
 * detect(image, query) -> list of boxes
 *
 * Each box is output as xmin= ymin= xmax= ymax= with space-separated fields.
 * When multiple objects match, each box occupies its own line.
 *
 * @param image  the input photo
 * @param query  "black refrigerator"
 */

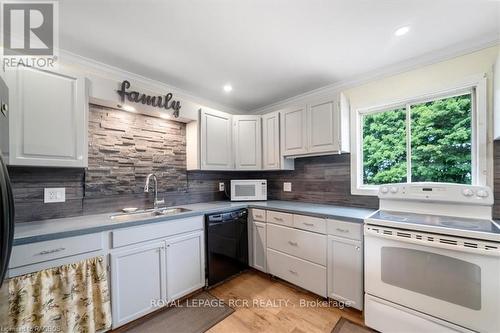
xmin=0 ymin=76 xmax=14 ymax=288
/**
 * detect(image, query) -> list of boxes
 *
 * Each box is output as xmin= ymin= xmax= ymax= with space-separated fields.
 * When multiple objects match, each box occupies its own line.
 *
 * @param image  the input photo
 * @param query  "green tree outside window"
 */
xmin=362 ymin=94 xmax=472 ymax=185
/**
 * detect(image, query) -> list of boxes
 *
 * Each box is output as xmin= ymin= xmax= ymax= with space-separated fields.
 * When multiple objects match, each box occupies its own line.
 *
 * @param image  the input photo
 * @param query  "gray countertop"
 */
xmin=13 ymin=200 xmax=376 ymax=245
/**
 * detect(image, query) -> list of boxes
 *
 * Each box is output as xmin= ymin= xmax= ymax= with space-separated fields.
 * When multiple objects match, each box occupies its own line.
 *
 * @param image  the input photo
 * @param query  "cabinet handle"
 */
xmin=303 ymin=222 xmax=314 ymax=226
xmin=288 ymin=269 xmax=298 ymax=275
xmin=355 ymin=246 xmax=361 ymax=251
xmin=274 ymin=217 xmax=283 ymax=221
xmin=288 ymin=241 xmax=298 ymax=246
xmin=36 ymin=247 xmax=65 ymax=256
xmin=255 ymin=215 xmax=263 ymax=219
xmin=336 ymin=228 xmax=349 ymax=233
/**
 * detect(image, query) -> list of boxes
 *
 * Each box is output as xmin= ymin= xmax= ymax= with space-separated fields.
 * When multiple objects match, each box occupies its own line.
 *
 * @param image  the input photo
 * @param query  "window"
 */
xmin=351 ymin=76 xmax=488 ymax=195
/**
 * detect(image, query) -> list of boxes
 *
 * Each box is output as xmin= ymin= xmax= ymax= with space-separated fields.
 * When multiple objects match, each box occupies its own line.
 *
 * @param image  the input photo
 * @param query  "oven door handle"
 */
xmin=364 ymin=225 xmax=500 ymax=257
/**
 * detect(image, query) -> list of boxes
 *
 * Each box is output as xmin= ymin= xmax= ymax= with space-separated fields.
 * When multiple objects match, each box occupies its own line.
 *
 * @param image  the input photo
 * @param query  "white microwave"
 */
xmin=230 ymin=180 xmax=267 ymax=201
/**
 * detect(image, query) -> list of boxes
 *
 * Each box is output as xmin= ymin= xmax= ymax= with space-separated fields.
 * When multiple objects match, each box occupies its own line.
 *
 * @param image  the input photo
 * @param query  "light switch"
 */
xmin=44 ymin=188 xmax=66 ymax=203
xmin=283 ymin=182 xmax=292 ymax=192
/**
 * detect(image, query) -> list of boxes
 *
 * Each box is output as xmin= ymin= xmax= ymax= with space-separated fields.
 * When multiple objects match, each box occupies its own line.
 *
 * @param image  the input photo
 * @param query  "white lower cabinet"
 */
xmin=267 ymin=248 xmax=327 ymax=297
xmin=327 ymin=235 xmax=363 ymax=310
xmin=165 ymin=231 xmax=205 ymax=301
xmin=111 ymin=242 xmax=166 ymax=328
xmin=111 ymin=219 xmax=205 ymax=328
xmin=252 ymin=221 xmax=267 ymax=272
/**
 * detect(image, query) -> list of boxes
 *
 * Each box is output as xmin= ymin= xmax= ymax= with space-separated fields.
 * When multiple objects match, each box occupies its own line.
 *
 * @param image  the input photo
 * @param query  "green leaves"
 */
xmin=363 ymin=108 xmax=407 ymax=185
xmin=410 ymin=94 xmax=472 ymax=184
xmin=362 ymin=94 xmax=472 ymax=185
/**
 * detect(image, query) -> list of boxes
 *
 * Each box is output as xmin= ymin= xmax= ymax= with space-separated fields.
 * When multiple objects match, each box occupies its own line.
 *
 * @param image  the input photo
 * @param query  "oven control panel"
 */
xmin=378 ymin=183 xmax=493 ymax=205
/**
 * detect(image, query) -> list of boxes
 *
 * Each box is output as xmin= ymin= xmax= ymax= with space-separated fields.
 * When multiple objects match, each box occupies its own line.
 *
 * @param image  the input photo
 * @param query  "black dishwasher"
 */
xmin=205 ymin=209 xmax=248 ymax=287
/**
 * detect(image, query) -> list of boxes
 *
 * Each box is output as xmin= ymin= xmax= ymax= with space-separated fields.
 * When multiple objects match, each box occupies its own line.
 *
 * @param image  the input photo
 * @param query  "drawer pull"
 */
xmin=255 ymin=215 xmax=263 ymax=219
xmin=336 ymin=228 xmax=349 ymax=233
xmin=274 ymin=217 xmax=284 ymax=221
xmin=36 ymin=247 xmax=66 ymax=256
xmin=288 ymin=269 xmax=298 ymax=275
xmin=303 ymin=222 xmax=315 ymax=227
xmin=288 ymin=241 xmax=298 ymax=246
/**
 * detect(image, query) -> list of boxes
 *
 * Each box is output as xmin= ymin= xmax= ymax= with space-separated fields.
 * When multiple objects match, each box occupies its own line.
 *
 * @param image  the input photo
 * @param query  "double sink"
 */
xmin=110 ymin=207 xmax=192 ymax=223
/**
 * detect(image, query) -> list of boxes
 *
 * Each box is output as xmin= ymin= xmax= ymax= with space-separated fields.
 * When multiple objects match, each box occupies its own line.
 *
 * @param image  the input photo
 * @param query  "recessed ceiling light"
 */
xmin=394 ymin=26 xmax=410 ymax=37
xmin=223 ymin=84 xmax=233 ymax=93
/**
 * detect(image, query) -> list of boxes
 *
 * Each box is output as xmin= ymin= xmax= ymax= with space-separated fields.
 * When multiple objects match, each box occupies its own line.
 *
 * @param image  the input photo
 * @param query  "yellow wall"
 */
xmin=344 ymin=45 xmax=499 ymax=110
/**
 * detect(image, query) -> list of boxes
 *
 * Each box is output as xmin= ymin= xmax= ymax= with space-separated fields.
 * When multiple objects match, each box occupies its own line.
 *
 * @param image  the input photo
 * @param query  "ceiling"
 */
xmin=60 ymin=0 xmax=499 ymax=112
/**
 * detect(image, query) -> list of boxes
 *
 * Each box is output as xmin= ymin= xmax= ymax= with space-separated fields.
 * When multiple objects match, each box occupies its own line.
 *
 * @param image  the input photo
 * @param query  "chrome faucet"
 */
xmin=144 ymin=173 xmax=165 ymax=210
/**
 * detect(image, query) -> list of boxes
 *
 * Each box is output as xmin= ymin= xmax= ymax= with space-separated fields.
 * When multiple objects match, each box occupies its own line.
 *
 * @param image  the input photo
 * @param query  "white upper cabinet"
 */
xmin=262 ymin=112 xmax=280 ymax=169
xmin=200 ymin=108 xmax=233 ymax=170
xmin=308 ymin=100 xmax=338 ymax=153
xmin=3 ymin=65 xmax=88 ymax=167
xmin=281 ymin=106 xmax=308 ymax=156
xmin=279 ymin=93 xmax=350 ymax=158
xmin=233 ymin=115 xmax=261 ymax=170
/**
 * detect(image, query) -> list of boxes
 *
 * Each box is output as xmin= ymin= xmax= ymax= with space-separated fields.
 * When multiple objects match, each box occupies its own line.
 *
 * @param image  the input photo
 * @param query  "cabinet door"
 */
xmin=262 ymin=112 xmax=280 ymax=169
xmin=165 ymin=231 xmax=205 ymax=301
xmin=281 ymin=106 xmax=307 ymax=156
xmin=8 ymin=65 xmax=88 ymax=167
xmin=200 ymin=108 xmax=233 ymax=170
xmin=252 ymin=221 xmax=267 ymax=272
xmin=233 ymin=115 xmax=261 ymax=170
xmin=327 ymin=235 xmax=363 ymax=310
xmin=308 ymin=100 xmax=339 ymax=153
xmin=111 ymin=242 xmax=166 ymax=328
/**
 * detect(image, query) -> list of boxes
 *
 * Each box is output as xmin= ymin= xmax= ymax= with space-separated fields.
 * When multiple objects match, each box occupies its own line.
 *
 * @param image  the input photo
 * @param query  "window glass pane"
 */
xmin=410 ymin=94 xmax=472 ymax=184
xmin=363 ymin=108 xmax=407 ymax=185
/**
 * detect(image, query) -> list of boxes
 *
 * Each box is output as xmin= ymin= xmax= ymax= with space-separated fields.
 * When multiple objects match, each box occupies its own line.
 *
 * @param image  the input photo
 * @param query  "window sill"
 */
xmin=351 ymin=185 xmax=379 ymax=196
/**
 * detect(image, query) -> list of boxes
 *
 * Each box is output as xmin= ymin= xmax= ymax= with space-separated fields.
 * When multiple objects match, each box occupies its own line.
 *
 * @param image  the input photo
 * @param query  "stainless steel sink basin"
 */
xmin=110 ymin=207 xmax=192 ymax=222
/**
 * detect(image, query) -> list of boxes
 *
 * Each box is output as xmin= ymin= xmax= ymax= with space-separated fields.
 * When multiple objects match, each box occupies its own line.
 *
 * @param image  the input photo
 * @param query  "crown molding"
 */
xmin=251 ymin=33 xmax=500 ymax=114
xmin=59 ymin=49 xmax=242 ymax=114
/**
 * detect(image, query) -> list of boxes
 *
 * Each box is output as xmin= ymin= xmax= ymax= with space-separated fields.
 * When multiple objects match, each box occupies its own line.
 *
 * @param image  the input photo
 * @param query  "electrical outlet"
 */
xmin=283 ymin=182 xmax=292 ymax=192
xmin=219 ymin=182 xmax=225 ymax=192
xmin=44 ymin=188 xmax=66 ymax=203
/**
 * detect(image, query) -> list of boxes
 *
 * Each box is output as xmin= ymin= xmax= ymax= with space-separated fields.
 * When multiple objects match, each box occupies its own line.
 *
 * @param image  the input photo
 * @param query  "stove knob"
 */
xmin=380 ymin=186 xmax=389 ymax=194
xmin=462 ymin=188 xmax=474 ymax=197
xmin=477 ymin=190 xmax=489 ymax=198
xmin=390 ymin=186 xmax=399 ymax=194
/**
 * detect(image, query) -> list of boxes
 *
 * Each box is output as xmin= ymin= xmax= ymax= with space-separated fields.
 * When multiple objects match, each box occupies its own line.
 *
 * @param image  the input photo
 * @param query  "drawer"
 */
xmin=9 ymin=233 xmax=103 ymax=268
xmin=267 ymin=224 xmax=326 ymax=265
xmin=293 ymin=214 xmax=326 ymax=234
xmin=327 ymin=219 xmax=362 ymax=241
xmin=112 ymin=215 xmax=203 ymax=248
xmin=267 ymin=248 xmax=327 ymax=297
xmin=266 ymin=210 xmax=293 ymax=227
xmin=251 ymin=209 xmax=266 ymax=222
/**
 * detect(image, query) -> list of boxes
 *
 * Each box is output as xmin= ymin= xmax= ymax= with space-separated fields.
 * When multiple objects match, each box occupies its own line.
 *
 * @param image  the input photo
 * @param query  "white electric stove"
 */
xmin=364 ymin=183 xmax=500 ymax=333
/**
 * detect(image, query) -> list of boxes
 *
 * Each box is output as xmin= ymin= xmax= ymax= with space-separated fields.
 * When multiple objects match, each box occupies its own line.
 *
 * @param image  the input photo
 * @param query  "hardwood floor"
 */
xmin=207 ymin=270 xmax=364 ymax=333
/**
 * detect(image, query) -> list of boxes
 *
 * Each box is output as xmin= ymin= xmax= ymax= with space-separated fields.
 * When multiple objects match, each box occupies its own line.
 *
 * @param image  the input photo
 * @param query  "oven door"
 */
xmin=365 ymin=225 xmax=500 ymax=333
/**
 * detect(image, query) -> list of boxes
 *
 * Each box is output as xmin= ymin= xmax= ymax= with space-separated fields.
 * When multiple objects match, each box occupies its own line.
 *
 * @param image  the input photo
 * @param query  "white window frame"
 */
xmin=351 ymin=74 xmax=488 ymax=196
